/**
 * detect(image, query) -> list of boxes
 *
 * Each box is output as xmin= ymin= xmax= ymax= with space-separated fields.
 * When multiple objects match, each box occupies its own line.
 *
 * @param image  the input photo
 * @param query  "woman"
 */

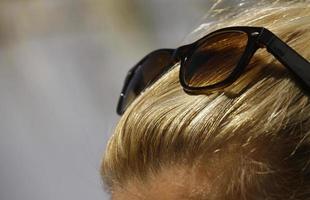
xmin=101 ymin=1 xmax=310 ymax=199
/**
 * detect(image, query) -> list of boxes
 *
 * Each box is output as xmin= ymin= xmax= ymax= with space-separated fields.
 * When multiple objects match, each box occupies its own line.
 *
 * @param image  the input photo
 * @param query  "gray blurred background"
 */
xmin=0 ymin=1 xmax=215 ymax=200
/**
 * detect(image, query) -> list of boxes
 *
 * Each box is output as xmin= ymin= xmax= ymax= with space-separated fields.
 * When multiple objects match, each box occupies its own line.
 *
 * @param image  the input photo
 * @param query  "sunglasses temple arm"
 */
xmin=258 ymin=29 xmax=310 ymax=88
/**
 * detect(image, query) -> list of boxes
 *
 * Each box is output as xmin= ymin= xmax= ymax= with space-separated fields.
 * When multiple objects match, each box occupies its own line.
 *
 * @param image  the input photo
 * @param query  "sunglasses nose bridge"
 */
xmin=174 ymin=44 xmax=194 ymax=60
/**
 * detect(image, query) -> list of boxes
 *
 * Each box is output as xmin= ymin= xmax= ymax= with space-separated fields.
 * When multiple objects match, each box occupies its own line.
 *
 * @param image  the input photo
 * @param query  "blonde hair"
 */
xmin=102 ymin=1 xmax=310 ymax=199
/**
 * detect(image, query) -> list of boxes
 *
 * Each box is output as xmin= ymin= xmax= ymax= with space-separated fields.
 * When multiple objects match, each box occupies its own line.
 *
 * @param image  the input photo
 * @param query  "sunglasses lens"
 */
xmin=183 ymin=31 xmax=248 ymax=88
xmin=119 ymin=49 xmax=173 ymax=114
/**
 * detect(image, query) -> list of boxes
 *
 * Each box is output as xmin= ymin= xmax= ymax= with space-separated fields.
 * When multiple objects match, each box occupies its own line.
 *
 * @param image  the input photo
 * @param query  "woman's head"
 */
xmin=102 ymin=1 xmax=310 ymax=199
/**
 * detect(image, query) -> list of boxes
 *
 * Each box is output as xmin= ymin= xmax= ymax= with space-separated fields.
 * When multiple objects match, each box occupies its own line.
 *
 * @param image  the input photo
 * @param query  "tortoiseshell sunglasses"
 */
xmin=117 ymin=26 xmax=310 ymax=115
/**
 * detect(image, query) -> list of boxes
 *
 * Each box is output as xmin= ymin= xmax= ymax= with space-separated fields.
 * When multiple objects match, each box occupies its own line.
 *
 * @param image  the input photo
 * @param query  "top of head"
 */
xmin=102 ymin=1 xmax=310 ymax=199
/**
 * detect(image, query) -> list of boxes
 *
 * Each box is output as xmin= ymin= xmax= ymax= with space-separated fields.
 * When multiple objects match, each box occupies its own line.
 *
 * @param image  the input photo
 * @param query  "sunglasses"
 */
xmin=117 ymin=26 xmax=310 ymax=115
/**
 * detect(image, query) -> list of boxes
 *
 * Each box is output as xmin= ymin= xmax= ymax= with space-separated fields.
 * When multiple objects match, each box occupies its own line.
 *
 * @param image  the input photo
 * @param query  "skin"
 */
xmin=111 ymin=165 xmax=211 ymax=200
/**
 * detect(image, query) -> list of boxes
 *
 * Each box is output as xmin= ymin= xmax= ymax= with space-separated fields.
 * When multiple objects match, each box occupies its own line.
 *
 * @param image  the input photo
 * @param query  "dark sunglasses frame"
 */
xmin=117 ymin=26 xmax=310 ymax=115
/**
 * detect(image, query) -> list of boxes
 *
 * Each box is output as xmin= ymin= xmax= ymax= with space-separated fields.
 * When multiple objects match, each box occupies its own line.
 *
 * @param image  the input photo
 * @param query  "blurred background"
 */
xmin=0 ymin=0 xmax=216 ymax=200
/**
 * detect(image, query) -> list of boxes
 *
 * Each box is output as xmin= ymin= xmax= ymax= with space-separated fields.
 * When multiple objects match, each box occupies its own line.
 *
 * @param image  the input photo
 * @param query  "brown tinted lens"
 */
xmin=184 ymin=31 xmax=248 ymax=88
xmin=121 ymin=50 xmax=173 ymax=112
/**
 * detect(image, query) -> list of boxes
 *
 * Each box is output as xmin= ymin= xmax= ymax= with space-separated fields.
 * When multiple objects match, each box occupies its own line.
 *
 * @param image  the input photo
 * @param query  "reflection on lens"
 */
xmin=184 ymin=31 xmax=248 ymax=88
